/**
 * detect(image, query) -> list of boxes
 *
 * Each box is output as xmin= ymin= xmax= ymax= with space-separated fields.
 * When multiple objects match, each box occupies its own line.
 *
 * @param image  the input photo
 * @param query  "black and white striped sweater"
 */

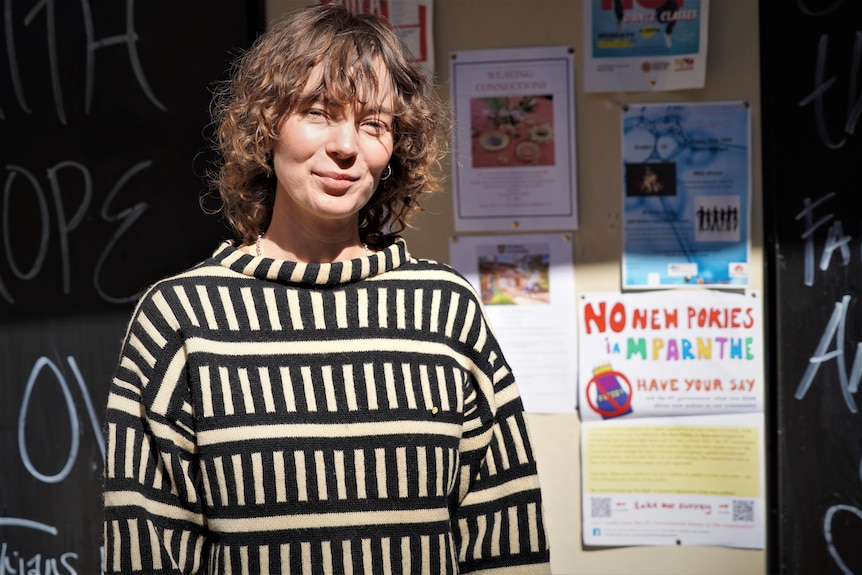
xmin=102 ymin=239 xmax=550 ymax=574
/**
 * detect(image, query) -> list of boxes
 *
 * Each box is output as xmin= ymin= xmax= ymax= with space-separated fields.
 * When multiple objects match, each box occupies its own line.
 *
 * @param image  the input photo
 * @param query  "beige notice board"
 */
xmin=265 ymin=1 xmax=765 ymax=573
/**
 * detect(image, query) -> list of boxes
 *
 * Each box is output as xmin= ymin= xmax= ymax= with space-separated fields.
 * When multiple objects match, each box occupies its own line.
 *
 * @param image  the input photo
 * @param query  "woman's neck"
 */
xmin=258 ymin=209 xmax=368 ymax=263
xmin=255 ymin=230 xmax=368 ymax=263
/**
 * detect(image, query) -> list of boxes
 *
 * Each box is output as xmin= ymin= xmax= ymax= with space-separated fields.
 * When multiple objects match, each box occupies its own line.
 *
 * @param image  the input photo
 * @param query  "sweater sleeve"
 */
xmin=102 ymin=287 xmax=209 ymax=574
xmin=452 ymin=299 xmax=552 ymax=574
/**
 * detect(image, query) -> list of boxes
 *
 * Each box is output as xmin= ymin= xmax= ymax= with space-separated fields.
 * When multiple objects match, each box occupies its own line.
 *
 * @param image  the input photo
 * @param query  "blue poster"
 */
xmin=621 ymin=102 xmax=751 ymax=289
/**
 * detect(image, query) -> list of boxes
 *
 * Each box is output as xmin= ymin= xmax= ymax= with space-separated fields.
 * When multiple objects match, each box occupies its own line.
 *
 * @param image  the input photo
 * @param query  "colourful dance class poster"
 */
xmin=583 ymin=0 xmax=709 ymax=92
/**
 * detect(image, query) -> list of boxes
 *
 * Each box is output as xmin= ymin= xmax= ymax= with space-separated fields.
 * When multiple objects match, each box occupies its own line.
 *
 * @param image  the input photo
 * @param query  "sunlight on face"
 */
xmin=270 ymin=59 xmax=395 ymax=230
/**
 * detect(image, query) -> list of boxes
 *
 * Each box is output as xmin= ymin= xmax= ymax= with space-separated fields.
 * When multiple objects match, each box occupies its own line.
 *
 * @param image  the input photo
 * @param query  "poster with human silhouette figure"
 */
xmin=621 ymin=101 xmax=750 ymax=289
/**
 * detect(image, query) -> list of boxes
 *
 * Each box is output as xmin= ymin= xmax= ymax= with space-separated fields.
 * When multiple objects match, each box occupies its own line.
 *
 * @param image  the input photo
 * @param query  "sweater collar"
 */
xmin=212 ymin=238 xmax=409 ymax=286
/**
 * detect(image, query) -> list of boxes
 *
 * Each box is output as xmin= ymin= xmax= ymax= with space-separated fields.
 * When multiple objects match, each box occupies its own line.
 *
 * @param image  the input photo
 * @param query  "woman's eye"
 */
xmin=301 ymin=106 xmax=330 ymax=122
xmin=362 ymin=119 xmax=390 ymax=135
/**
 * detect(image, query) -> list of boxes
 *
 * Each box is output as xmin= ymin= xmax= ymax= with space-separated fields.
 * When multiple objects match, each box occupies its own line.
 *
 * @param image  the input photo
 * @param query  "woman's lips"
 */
xmin=316 ymin=172 xmax=357 ymax=191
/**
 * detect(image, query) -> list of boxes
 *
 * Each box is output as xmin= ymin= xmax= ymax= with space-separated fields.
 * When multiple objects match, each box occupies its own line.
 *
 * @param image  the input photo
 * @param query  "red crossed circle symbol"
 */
xmin=586 ymin=370 xmax=633 ymax=418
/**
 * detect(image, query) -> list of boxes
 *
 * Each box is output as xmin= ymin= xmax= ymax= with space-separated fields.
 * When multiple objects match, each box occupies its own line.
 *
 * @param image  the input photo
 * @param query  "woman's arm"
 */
xmin=102 ymin=288 xmax=208 ymax=574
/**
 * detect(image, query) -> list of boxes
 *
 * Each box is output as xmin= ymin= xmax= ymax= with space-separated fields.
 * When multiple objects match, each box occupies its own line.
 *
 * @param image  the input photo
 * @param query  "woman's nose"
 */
xmin=327 ymin=121 xmax=359 ymax=158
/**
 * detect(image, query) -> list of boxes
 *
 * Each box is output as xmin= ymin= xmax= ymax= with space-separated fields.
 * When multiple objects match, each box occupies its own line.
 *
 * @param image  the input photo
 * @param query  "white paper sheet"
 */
xmin=449 ymin=233 xmax=577 ymax=413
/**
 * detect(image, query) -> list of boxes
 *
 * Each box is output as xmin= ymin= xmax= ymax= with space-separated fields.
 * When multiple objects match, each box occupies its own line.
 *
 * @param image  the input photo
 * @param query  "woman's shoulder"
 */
xmin=401 ymin=254 xmax=461 ymax=276
xmin=129 ymin=248 xmax=238 ymax=314
xmin=395 ymin=256 xmax=480 ymax=294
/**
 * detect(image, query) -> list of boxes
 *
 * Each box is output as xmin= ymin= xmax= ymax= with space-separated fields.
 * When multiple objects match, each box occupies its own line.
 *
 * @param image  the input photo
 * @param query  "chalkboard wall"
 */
xmin=761 ymin=1 xmax=862 ymax=573
xmin=0 ymin=2 xmax=262 ymax=572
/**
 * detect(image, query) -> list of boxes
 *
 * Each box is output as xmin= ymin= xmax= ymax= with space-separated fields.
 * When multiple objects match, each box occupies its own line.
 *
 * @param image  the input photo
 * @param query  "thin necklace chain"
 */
xmin=256 ymin=233 xmax=368 ymax=257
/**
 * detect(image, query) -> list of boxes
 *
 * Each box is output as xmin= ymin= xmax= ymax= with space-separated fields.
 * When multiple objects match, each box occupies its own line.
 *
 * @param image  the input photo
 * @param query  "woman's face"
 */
xmin=271 ymin=61 xmax=395 ymax=231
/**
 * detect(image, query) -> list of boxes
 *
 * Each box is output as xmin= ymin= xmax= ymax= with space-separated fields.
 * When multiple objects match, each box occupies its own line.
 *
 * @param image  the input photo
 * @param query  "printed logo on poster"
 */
xmin=585 ymin=362 xmax=634 ymax=419
xmin=675 ymin=57 xmax=695 ymax=71
xmin=728 ymin=262 xmax=748 ymax=279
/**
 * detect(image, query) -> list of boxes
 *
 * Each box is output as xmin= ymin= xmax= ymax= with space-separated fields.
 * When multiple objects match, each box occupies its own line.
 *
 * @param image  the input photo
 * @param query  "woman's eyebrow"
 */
xmin=362 ymin=105 xmax=395 ymax=116
xmin=302 ymin=92 xmax=394 ymax=117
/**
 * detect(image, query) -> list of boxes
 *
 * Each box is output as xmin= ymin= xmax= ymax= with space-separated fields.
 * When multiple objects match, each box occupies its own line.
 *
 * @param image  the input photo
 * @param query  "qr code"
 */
xmin=732 ymin=499 xmax=754 ymax=522
xmin=591 ymin=497 xmax=612 ymax=518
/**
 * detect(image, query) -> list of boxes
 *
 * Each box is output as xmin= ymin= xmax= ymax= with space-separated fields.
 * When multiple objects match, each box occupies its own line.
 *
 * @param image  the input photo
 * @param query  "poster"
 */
xmin=578 ymin=290 xmax=765 ymax=548
xmin=449 ymin=234 xmax=577 ymax=413
xmin=449 ymin=46 xmax=578 ymax=232
xmin=578 ymin=290 xmax=763 ymax=421
xmin=581 ymin=412 xmax=765 ymax=548
xmin=583 ymin=0 xmax=709 ymax=92
xmin=318 ymin=0 xmax=435 ymax=76
xmin=622 ymin=101 xmax=751 ymax=289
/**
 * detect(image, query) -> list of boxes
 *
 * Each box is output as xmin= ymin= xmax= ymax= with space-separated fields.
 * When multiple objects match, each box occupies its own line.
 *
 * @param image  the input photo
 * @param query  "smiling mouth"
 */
xmin=317 ymin=173 xmax=356 ymax=190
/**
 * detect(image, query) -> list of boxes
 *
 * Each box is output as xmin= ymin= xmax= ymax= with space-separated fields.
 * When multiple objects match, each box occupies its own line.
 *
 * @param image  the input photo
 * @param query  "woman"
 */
xmin=102 ymin=5 xmax=550 ymax=574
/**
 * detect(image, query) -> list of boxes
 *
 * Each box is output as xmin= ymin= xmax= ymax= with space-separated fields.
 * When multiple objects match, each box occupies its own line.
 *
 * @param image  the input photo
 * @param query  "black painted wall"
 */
xmin=762 ymin=1 xmax=862 ymax=573
xmin=0 ymin=2 xmax=262 ymax=571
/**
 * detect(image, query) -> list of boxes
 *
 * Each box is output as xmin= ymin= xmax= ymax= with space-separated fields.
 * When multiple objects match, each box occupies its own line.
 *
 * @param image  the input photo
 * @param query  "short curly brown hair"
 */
xmin=209 ymin=3 xmax=447 ymax=249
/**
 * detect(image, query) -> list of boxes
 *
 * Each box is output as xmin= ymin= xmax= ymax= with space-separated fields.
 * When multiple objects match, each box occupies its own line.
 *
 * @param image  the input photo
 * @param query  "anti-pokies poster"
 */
xmin=622 ymin=101 xmax=751 ymax=289
xmin=577 ymin=290 xmax=765 ymax=548
xmin=578 ymin=290 xmax=762 ymax=421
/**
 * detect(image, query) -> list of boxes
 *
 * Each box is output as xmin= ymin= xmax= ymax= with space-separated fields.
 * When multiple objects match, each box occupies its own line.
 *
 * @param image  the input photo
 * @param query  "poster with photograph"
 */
xmin=578 ymin=290 xmax=763 ymax=422
xmin=449 ymin=234 xmax=577 ymax=413
xmin=581 ymin=412 xmax=765 ymax=548
xmin=622 ymin=101 xmax=751 ymax=289
xmin=583 ymin=0 xmax=709 ymax=92
xmin=449 ymin=46 xmax=578 ymax=232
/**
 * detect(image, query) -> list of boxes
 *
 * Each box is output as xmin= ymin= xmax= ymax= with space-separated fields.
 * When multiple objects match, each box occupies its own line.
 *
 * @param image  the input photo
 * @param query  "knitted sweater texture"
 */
xmin=102 ymin=239 xmax=550 ymax=574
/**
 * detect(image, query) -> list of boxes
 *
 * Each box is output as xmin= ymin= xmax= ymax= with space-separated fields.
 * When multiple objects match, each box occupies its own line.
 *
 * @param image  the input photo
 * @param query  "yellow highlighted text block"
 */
xmin=583 ymin=424 xmax=760 ymax=497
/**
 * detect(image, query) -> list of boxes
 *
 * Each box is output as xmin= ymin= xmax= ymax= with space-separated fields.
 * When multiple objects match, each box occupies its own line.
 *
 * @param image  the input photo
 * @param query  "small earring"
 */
xmin=380 ymin=164 xmax=392 ymax=181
